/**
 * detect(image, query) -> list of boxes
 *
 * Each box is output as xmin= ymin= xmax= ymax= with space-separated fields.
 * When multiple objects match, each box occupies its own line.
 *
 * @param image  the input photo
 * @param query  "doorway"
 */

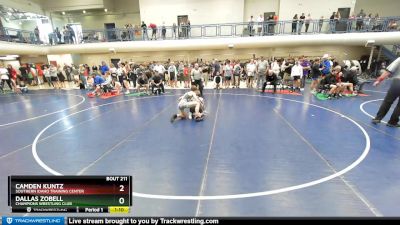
xmin=177 ymin=15 xmax=188 ymax=38
xmin=336 ymin=8 xmax=351 ymax=32
xmin=104 ymin=23 xmax=116 ymax=41
xmin=263 ymin=12 xmax=276 ymax=35
xmin=111 ymin=58 xmax=120 ymax=67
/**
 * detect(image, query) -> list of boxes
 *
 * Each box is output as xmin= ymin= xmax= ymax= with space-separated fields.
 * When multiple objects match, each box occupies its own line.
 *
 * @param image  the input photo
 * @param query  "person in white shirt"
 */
xmin=223 ymin=60 xmax=233 ymax=88
xmin=0 ymin=65 xmax=12 ymax=92
xmin=153 ymin=62 xmax=166 ymax=75
xmin=291 ymin=60 xmax=303 ymax=92
xmin=271 ymin=59 xmax=281 ymax=77
xmin=246 ymin=59 xmax=257 ymax=88
xmin=168 ymin=62 xmax=177 ymax=88
xmin=257 ymin=14 xmax=264 ymax=36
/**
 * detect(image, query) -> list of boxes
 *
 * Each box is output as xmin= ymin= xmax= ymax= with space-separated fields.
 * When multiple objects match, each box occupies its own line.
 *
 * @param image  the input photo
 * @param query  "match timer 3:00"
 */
xmin=8 ymin=176 xmax=132 ymax=213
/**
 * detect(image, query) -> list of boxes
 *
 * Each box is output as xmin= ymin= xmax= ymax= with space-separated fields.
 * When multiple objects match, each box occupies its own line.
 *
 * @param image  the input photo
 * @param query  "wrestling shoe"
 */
xmin=371 ymin=118 xmax=381 ymax=124
xmin=170 ymin=114 xmax=178 ymax=123
xmin=386 ymin=123 xmax=400 ymax=127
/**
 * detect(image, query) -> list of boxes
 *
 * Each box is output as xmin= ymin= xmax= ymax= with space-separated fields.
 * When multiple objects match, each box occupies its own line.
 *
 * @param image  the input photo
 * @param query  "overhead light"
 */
xmin=7 ymin=12 xmax=12 ymax=16
xmin=5 ymin=18 xmax=9 ymax=21
xmin=83 ymin=10 xmax=86 ymax=14
xmin=104 ymin=8 xmax=108 ymax=12
xmin=62 ymin=11 xmax=65 ymax=15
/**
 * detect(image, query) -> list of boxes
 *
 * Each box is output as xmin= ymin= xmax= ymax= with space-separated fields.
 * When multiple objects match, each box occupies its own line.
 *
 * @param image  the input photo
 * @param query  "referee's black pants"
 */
xmin=193 ymin=79 xmax=203 ymax=97
xmin=375 ymin=79 xmax=400 ymax=125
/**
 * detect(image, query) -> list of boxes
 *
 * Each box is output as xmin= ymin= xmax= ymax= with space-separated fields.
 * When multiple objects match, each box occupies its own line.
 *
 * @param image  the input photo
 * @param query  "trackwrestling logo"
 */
xmin=2 ymin=217 xmax=64 ymax=225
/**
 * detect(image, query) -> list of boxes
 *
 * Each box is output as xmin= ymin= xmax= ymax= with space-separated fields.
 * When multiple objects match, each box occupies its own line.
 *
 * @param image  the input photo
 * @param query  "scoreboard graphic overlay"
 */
xmin=8 ymin=176 xmax=132 ymax=213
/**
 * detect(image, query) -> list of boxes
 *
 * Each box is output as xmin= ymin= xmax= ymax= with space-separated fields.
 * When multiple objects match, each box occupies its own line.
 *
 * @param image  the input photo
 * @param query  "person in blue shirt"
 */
xmin=91 ymin=73 xmax=106 ymax=96
xmin=321 ymin=54 xmax=331 ymax=77
xmin=100 ymin=61 xmax=109 ymax=75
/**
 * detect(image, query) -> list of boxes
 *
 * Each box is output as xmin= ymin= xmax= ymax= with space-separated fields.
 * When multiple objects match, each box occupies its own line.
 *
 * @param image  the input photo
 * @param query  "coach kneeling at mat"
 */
xmin=150 ymin=73 xmax=165 ymax=95
xmin=137 ymin=72 xmax=149 ymax=93
xmin=262 ymin=70 xmax=278 ymax=93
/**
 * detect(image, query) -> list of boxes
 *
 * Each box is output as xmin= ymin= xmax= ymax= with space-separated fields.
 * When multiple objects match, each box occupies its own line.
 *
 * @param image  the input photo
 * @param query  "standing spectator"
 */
xmin=291 ymin=60 xmax=303 ymax=92
xmin=364 ymin=14 xmax=372 ymax=31
xmin=178 ymin=61 xmax=185 ymax=87
xmin=300 ymin=57 xmax=311 ymax=89
xmin=127 ymin=24 xmax=134 ymax=40
xmin=63 ymin=26 xmax=70 ymax=43
xmin=7 ymin=64 xmax=18 ymax=92
xmin=273 ymin=14 xmax=279 ymax=34
xmin=183 ymin=63 xmax=190 ymax=88
xmin=100 ymin=61 xmax=109 ymax=75
xmin=141 ymin=21 xmax=148 ymax=40
xmin=246 ymin=59 xmax=256 ymax=88
xmin=292 ymin=14 xmax=298 ymax=34
xmin=223 ymin=60 xmax=233 ymax=88
xmin=57 ymin=64 xmax=66 ymax=88
xmin=318 ymin=16 xmax=324 ymax=33
xmin=233 ymin=60 xmax=242 ymax=88
xmin=36 ymin=64 xmax=44 ymax=85
xmin=310 ymin=58 xmax=322 ymax=93
xmin=50 ymin=64 xmax=60 ymax=89
xmin=43 ymin=65 xmax=52 ymax=87
xmin=161 ymin=22 xmax=166 ymax=40
xmin=55 ymin=27 xmax=62 ymax=43
xmin=172 ymin=23 xmax=177 ymax=39
xmin=150 ymin=23 xmax=157 ymax=40
xmin=168 ymin=62 xmax=177 ymax=88
xmin=180 ymin=22 xmax=185 ymax=38
xmin=29 ymin=65 xmax=37 ymax=86
xmin=267 ymin=14 xmax=274 ymax=35
xmin=321 ymin=54 xmax=331 ymax=76
xmin=202 ymin=62 xmax=210 ymax=87
xmin=348 ymin=13 xmax=356 ymax=32
xmin=299 ymin=13 xmax=305 ymax=34
xmin=305 ymin=13 xmax=311 ymax=33
xmin=248 ymin=15 xmax=254 ymax=36
xmin=64 ymin=64 xmax=72 ymax=82
xmin=34 ymin=26 xmax=40 ymax=44
xmin=372 ymin=14 xmax=381 ymax=31
xmin=68 ymin=26 xmax=75 ymax=44
xmin=257 ymin=14 xmax=264 ymax=36
xmin=356 ymin=9 xmax=366 ymax=31
xmin=330 ymin=12 xmax=336 ymax=33
xmin=187 ymin=20 xmax=191 ymax=38
xmin=257 ymin=56 xmax=269 ymax=89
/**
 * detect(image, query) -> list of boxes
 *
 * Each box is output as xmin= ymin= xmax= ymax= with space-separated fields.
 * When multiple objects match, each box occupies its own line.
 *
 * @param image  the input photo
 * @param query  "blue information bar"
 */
xmin=2 ymin=217 xmax=64 ymax=225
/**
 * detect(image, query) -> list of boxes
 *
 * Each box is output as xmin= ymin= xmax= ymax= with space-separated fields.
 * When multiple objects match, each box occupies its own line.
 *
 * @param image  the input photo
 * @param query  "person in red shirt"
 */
xmin=149 ymin=23 xmax=157 ymax=40
xmin=183 ymin=64 xmax=189 ymax=88
xmin=36 ymin=64 xmax=44 ymax=85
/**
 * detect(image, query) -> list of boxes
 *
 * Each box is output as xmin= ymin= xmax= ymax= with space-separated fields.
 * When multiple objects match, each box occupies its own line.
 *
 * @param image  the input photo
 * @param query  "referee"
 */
xmin=372 ymin=57 xmax=400 ymax=127
xmin=191 ymin=63 xmax=204 ymax=97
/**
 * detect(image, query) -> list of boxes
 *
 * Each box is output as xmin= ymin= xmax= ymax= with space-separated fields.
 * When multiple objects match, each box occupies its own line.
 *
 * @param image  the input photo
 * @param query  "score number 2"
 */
xmin=119 ymin=185 xmax=125 ymax=205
